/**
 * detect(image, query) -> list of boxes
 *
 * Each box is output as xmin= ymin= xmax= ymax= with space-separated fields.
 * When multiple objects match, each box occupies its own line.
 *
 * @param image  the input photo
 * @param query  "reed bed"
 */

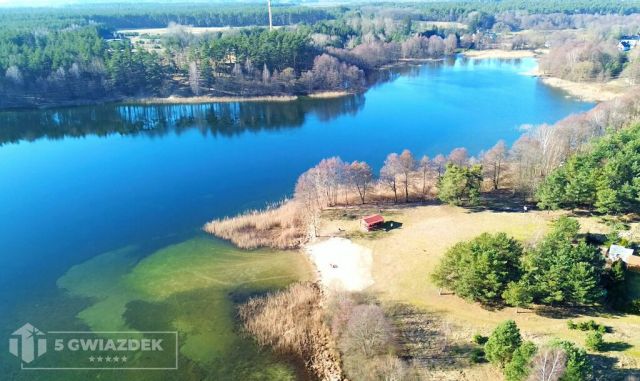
xmin=238 ymin=282 xmax=343 ymax=381
xmin=203 ymin=200 xmax=307 ymax=249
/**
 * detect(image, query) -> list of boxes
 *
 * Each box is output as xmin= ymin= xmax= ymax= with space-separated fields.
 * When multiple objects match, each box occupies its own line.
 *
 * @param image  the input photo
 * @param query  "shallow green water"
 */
xmin=5 ymin=237 xmax=313 ymax=381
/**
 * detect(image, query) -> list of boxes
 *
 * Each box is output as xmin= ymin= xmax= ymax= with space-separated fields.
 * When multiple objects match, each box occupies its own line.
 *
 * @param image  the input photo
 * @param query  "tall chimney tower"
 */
xmin=268 ymin=0 xmax=273 ymax=31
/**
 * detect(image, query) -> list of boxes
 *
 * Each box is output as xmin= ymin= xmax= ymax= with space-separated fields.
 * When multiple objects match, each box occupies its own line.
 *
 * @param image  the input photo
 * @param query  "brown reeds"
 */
xmin=238 ymin=282 xmax=343 ymax=381
xmin=203 ymin=200 xmax=307 ymax=249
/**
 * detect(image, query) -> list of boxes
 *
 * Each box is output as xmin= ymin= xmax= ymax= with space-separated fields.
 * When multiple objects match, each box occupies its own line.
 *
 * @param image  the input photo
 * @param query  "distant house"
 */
xmin=619 ymin=35 xmax=640 ymax=51
xmin=361 ymin=214 xmax=384 ymax=231
xmin=608 ymin=244 xmax=640 ymax=271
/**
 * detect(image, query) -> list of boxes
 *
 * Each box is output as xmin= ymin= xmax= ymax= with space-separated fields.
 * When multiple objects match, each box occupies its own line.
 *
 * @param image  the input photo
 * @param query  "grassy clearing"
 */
xmin=318 ymin=205 xmax=640 ymax=377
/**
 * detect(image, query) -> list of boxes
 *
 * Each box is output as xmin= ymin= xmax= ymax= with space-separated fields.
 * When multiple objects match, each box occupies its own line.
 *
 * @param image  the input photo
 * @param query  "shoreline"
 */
xmin=538 ymin=76 xmax=628 ymax=103
xmin=127 ymin=91 xmax=353 ymax=105
xmin=524 ymin=67 xmax=628 ymax=103
xmin=461 ymin=48 xmax=631 ymax=102
xmin=306 ymin=91 xmax=351 ymax=99
xmin=127 ymin=94 xmax=299 ymax=105
xmin=461 ymin=49 xmax=538 ymax=60
xmin=6 ymin=48 xmax=630 ymax=110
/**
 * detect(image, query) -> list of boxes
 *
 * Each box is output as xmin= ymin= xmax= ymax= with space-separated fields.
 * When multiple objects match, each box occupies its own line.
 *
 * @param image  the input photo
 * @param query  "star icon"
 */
xmin=113 ymin=356 xmax=119 ymax=363
xmin=121 ymin=356 xmax=128 ymax=362
xmin=105 ymin=356 xmax=112 ymax=362
xmin=97 ymin=356 xmax=103 ymax=362
xmin=89 ymin=356 xmax=95 ymax=362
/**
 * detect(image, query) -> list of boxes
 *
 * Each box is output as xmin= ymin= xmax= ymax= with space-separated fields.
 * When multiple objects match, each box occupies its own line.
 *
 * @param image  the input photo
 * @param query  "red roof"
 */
xmin=362 ymin=214 xmax=384 ymax=226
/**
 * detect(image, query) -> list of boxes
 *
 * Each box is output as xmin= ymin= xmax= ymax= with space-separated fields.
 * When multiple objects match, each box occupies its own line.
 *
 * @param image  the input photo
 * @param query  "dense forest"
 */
xmin=1 ymin=0 xmax=640 ymax=108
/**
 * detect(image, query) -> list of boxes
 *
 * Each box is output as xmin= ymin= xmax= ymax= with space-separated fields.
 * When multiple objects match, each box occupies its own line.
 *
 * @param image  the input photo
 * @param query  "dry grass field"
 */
xmin=318 ymin=204 xmax=640 ymax=379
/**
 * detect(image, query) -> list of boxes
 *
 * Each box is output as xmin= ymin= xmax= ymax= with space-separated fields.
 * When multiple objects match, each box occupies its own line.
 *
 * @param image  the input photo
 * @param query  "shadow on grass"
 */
xmin=590 ymin=353 xmax=640 ymax=380
xmin=380 ymin=221 xmax=403 ymax=231
xmin=465 ymin=189 xmax=531 ymax=213
xmin=533 ymin=304 xmax=632 ymax=320
xmin=601 ymin=341 xmax=633 ymax=352
xmin=386 ymin=302 xmax=478 ymax=371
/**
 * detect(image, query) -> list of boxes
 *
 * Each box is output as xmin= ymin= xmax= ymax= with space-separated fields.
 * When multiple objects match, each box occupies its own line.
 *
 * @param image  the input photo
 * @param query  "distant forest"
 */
xmin=1 ymin=0 xmax=640 ymax=109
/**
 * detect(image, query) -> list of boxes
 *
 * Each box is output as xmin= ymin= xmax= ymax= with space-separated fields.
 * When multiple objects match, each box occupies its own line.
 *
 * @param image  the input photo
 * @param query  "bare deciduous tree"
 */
xmin=448 ymin=147 xmax=469 ymax=166
xmin=5 ymin=65 xmax=23 ymax=85
xmin=381 ymin=153 xmax=402 ymax=203
xmin=510 ymin=135 xmax=543 ymax=197
xmin=398 ymin=149 xmax=416 ymax=202
xmin=262 ymin=63 xmax=270 ymax=83
xmin=339 ymin=305 xmax=392 ymax=358
xmin=482 ymin=140 xmax=507 ymax=190
xmin=188 ymin=61 xmax=201 ymax=95
xmin=349 ymin=161 xmax=373 ymax=204
xmin=428 ymin=35 xmax=445 ymax=57
xmin=528 ymin=348 xmax=567 ymax=381
xmin=294 ymin=168 xmax=322 ymax=238
xmin=444 ymin=34 xmax=458 ymax=55
xmin=433 ymin=154 xmax=447 ymax=178
xmin=418 ymin=155 xmax=432 ymax=200
xmin=316 ymin=157 xmax=346 ymax=207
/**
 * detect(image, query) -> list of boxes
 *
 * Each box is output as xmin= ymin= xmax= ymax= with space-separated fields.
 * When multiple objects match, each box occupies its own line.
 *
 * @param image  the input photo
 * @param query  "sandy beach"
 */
xmin=462 ymin=49 xmax=537 ymax=59
xmin=523 ymin=67 xmax=628 ymax=102
xmin=305 ymin=237 xmax=374 ymax=292
xmin=307 ymin=91 xmax=351 ymax=99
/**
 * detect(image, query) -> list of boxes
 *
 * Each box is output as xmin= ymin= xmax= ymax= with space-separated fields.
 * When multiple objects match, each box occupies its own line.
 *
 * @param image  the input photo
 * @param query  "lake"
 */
xmin=0 ymin=57 xmax=593 ymax=380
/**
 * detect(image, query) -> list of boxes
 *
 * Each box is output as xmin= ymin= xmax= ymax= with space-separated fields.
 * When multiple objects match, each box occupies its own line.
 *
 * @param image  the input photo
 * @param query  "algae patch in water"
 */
xmin=56 ymin=236 xmax=314 ymax=380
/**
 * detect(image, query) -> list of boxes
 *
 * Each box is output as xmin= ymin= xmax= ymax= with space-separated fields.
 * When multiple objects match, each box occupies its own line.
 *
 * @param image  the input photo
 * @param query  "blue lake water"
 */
xmin=0 ymin=57 xmax=593 ymax=380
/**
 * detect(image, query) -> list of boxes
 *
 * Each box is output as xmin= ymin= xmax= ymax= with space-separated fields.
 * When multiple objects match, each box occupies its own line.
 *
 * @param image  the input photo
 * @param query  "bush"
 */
xmin=550 ymin=340 xmax=592 ymax=381
xmin=437 ymin=163 xmax=482 ymax=206
xmin=585 ymin=331 xmax=604 ymax=352
xmin=473 ymin=334 xmax=489 ymax=345
xmin=622 ymin=299 xmax=640 ymax=314
xmin=567 ymin=319 xmax=607 ymax=333
xmin=504 ymin=341 xmax=537 ymax=381
xmin=470 ymin=347 xmax=486 ymax=363
xmin=604 ymin=260 xmax=629 ymax=311
xmin=431 ymin=232 xmax=523 ymax=305
xmin=485 ymin=320 xmax=522 ymax=367
xmin=339 ymin=304 xmax=392 ymax=358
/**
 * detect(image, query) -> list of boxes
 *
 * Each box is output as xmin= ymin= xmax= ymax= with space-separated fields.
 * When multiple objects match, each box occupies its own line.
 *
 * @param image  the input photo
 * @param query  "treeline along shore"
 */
xmin=3 ymin=0 xmax=640 ymax=109
xmin=205 ymin=87 xmax=640 ymax=250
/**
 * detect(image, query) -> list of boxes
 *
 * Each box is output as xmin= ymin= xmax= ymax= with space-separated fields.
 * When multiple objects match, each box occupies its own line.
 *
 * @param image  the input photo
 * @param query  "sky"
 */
xmin=0 ymin=0 xmax=298 ymax=6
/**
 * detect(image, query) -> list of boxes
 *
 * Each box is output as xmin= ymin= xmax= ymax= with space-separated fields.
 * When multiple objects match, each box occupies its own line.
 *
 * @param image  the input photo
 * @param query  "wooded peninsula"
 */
xmin=2 ymin=0 xmax=640 ymax=108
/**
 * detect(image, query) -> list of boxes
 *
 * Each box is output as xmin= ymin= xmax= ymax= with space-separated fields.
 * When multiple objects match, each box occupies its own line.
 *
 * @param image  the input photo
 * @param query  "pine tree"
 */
xmin=485 ymin=320 xmax=522 ymax=367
